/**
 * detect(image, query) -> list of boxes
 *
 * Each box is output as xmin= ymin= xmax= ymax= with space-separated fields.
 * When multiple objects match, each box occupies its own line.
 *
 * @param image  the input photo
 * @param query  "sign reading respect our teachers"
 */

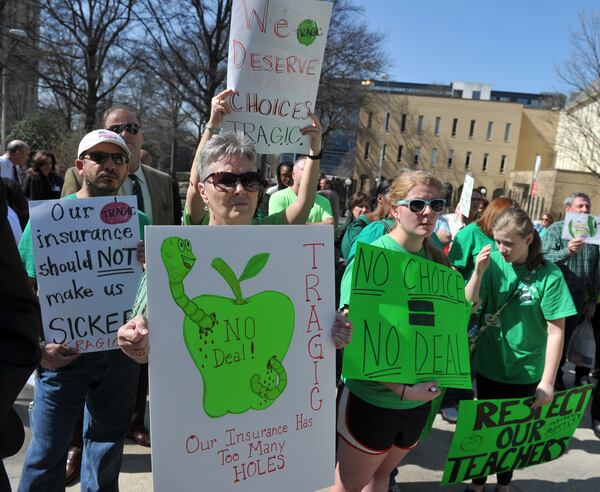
xmin=442 ymin=385 xmax=592 ymax=485
xmin=224 ymin=0 xmax=332 ymax=154
xmin=29 ymin=196 xmax=142 ymax=353
xmin=343 ymin=243 xmax=472 ymax=388
xmin=146 ymin=226 xmax=336 ymax=491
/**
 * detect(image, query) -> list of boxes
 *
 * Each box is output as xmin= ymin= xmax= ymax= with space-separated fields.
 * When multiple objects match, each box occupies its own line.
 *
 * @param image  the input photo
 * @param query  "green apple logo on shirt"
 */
xmin=161 ymin=237 xmax=294 ymax=418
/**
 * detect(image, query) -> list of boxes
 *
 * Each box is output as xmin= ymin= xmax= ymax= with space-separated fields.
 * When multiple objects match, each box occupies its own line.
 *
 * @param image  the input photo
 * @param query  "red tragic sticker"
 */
xmin=100 ymin=198 xmax=134 ymax=224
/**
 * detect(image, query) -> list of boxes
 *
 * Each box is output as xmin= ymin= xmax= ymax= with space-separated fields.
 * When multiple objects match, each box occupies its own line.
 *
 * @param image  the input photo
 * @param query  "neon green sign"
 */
xmin=442 ymin=386 xmax=593 ymax=484
xmin=342 ymin=243 xmax=472 ymax=388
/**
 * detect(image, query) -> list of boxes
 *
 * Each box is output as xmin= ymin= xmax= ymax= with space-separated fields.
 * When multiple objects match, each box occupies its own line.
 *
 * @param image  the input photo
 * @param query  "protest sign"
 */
xmin=458 ymin=174 xmax=475 ymax=218
xmin=561 ymin=212 xmax=600 ymax=244
xmin=342 ymin=243 xmax=472 ymax=388
xmin=146 ymin=226 xmax=335 ymax=491
xmin=224 ymin=0 xmax=332 ymax=154
xmin=442 ymin=385 xmax=593 ymax=485
xmin=29 ymin=196 xmax=142 ymax=352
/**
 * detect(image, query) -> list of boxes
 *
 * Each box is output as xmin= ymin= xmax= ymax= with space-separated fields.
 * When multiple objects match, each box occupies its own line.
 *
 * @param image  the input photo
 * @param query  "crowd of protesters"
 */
xmin=1 ymin=88 xmax=600 ymax=492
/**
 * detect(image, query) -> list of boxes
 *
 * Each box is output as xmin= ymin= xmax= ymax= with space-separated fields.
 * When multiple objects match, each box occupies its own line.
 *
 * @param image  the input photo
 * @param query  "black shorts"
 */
xmin=337 ymin=386 xmax=432 ymax=454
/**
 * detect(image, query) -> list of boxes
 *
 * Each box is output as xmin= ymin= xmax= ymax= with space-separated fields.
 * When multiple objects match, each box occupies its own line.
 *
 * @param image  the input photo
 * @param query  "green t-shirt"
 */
xmin=344 ymin=219 xmax=445 ymax=264
xmin=472 ymin=251 xmax=577 ymax=384
xmin=342 ymin=234 xmax=430 ymax=410
xmin=268 ymin=187 xmax=333 ymax=223
xmin=182 ymin=208 xmax=287 ymax=226
xmin=18 ymin=194 xmax=151 ymax=278
xmin=340 ymin=214 xmax=372 ymax=260
xmin=448 ymin=222 xmax=495 ymax=281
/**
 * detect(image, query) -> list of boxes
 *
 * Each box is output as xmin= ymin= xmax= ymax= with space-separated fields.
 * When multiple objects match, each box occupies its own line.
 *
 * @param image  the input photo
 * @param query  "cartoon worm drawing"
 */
xmin=161 ymin=237 xmax=217 ymax=333
xmin=250 ymin=356 xmax=288 ymax=401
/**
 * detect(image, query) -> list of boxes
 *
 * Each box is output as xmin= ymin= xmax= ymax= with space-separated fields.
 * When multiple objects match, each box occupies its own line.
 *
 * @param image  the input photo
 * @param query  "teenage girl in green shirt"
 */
xmin=334 ymin=170 xmax=448 ymax=492
xmin=465 ymin=207 xmax=576 ymax=492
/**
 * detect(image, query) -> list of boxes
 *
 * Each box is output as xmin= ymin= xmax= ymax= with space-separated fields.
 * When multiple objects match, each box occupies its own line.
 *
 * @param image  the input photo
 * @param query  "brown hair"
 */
xmin=348 ymin=191 xmax=370 ymax=212
xmin=493 ymin=207 xmax=544 ymax=271
xmin=477 ymin=197 xmax=518 ymax=237
xmin=31 ymin=150 xmax=57 ymax=173
xmin=388 ymin=170 xmax=450 ymax=267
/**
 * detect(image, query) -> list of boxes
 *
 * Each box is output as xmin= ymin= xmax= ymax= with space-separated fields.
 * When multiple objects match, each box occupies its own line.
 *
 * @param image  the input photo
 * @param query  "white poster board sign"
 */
xmin=458 ymin=174 xmax=475 ymax=218
xmin=146 ymin=226 xmax=336 ymax=492
xmin=561 ymin=212 xmax=600 ymax=244
xmin=29 ymin=196 xmax=142 ymax=352
xmin=224 ymin=0 xmax=332 ymax=154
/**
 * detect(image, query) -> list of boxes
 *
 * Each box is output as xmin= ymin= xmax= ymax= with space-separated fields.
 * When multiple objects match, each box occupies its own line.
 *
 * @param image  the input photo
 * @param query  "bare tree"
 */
xmin=23 ymin=0 xmax=139 ymax=131
xmin=135 ymin=0 xmax=231 ymax=136
xmin=557 ymin=9 xmax=600 ymax=177
xmin=316 ymin=0 xmax=388 ymax=145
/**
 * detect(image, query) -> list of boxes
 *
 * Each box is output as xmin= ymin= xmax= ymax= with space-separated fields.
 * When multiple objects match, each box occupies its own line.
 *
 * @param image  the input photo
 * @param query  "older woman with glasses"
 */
xmin=117 ymin=88 xmax=352 ymax=359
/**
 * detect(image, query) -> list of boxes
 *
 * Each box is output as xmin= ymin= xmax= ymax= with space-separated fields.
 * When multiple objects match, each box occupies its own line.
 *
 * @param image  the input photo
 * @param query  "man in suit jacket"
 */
xmin=62 ymin=106 xmax=179 ymax=226
xmin=0 ymin=178 xmax=41 ymax=491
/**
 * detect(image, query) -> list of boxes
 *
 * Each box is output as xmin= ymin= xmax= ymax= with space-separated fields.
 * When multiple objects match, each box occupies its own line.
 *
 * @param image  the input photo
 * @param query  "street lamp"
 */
xmin=1 ymin=27 xmax=28 ymax=152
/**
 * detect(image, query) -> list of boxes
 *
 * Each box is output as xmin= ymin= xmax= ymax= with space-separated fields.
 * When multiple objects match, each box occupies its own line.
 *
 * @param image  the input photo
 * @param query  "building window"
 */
xmin=417 ymin=115 xmax=424 ymax=134
xmin=431 ymin=148 xmax=438 ymax=167
xmin=504 ymin=122 xmax=512 ymax=142
xmin=367 ymin=112 xmax=373 ymax=129
xmin=472 ymin=90 xmax=481 ymax=100
xmin=482 ymin=153 xmax=489 ymax=172
xmin=469 ymin=119 xmax=476 ymax=138
xmin=364 ymin=142 xmax=370 ymax=160
xmin=384 ymin=112 xmax=391 ymax=132
xmin=465 ymin=151 xmax=472 ymax=171
xmin=397 ymin=145 xmax=403 ymax=163
xmin=413 ymin=147 xmax=421 ymax=166
xmin=381 ymin=143 xmax=387 ymax=162
xmin=487 ymin=121 xmax=493 ymax=141
xmin=434 ymin=116 xmax=441 ymax=136
xmin=447 ymin=149 xmax=454 ymax=168
xmin=451 ymin=118 xmax=458 ymax=137
xmin=400 ymin=113 xmax=407 ymax=132
xmin=500 ymin=154 xmax=507 ymax=173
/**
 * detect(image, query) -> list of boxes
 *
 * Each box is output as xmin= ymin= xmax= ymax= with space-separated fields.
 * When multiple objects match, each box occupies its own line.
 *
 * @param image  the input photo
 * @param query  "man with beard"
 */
xmin=17 ymin=130 xmax=150 ymax=491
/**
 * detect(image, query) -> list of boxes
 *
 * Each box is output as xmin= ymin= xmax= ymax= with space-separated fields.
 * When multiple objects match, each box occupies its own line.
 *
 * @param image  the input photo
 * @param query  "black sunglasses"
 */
xmin=204 ymin=171 xmax=261 ymax=192
xmin=396 ymin=198 xmax=446 ymax=213
xmin=81 ymin=151 xmax=128 ymax=166
xmin=106 ymin=123 xmax=140 ymax=135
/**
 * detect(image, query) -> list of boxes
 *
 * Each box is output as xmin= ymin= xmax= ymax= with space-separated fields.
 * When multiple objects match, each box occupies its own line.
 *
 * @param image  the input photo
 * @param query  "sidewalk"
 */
xmin=5 ymin=380 xmax=600 ymax=491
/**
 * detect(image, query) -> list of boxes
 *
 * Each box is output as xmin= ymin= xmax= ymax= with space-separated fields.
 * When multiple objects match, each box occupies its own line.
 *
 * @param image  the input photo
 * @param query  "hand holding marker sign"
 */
xmin=561 ymin=212 xmax=600 ymax=244
xmin=224 ymin=0 xmax=332 ymax=153
xmin=29 ymin=196 xmax=142 ymax=352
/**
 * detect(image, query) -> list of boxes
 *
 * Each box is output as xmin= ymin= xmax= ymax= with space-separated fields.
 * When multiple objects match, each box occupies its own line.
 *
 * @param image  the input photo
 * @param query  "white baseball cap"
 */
xmin=77 ymin=129 xmax=131 ymax=160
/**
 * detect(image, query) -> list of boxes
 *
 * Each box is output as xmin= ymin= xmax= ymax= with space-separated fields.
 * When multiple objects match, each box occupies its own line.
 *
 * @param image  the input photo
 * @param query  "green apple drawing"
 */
xmin=161 ymin=237 xmax=294 ymax=418
xmin=568 ymin=216 xmax=596 ymax=238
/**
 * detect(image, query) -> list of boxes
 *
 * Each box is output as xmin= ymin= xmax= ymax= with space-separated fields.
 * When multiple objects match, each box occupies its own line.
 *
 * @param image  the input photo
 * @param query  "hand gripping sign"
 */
xmin=224 ymin=0 xmax=332 ymax=154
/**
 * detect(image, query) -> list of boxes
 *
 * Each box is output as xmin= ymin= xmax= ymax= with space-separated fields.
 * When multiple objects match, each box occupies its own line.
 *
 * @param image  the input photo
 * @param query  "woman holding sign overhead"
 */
xmin=334 ymin=170 xmax=446 ymax=492
xmin=465 ymin=207 xmax=576 ymax=492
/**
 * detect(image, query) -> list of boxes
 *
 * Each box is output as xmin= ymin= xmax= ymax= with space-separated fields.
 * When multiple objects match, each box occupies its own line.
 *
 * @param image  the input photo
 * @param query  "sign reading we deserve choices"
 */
xmin=146 ymin=226 xmax=335 ymax=492
xmin=29 ymin=196 xmax=142 ymax=352
xmin=442 ymin=385 xmax=592 ymax=485
xmin=342 ymin=243 xmax=472 ymax=388
xmin=561 ymin=212 xmax=600 ymax=244
xmin=224 ymin=0 xmax=332 ymax=154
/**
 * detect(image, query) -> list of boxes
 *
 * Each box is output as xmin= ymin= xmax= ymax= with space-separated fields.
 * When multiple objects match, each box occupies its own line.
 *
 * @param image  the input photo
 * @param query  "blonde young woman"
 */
xmin=335 ymin=170 xmax=448 ymax=492
xmin=465 ymin=207 xmax=576 ymax=492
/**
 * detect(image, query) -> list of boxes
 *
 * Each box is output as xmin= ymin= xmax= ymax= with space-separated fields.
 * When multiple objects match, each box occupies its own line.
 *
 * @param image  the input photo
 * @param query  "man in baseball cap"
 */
xmin=17 ymin=129 xmax=150 ymax=491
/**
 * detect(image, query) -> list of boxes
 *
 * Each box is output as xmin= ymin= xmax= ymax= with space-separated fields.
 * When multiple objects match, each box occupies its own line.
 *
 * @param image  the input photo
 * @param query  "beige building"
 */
xmin=352 ymin=80 xmax=600 ymax=219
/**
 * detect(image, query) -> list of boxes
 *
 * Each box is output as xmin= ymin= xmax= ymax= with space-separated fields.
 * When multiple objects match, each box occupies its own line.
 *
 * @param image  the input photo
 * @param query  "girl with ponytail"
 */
xmin=465 ymin=207 xmax=577 ymax=491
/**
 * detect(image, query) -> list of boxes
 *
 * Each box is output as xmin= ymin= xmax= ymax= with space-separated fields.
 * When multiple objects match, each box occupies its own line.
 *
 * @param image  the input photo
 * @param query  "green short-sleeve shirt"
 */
xmin=448 ymin=222 xmax=495 ymax=281
xmin=18 ymin=194 xmax=151 ymax=278
xmin=472 ymin=251 xmax=577 ymax=384
xmin=182 ymin=208 xmax=287 ymax=226
xmin=268 ymin=187 xmax=333 ymax=223
xmin=342 ymin=234 xmax=430 ymax=410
